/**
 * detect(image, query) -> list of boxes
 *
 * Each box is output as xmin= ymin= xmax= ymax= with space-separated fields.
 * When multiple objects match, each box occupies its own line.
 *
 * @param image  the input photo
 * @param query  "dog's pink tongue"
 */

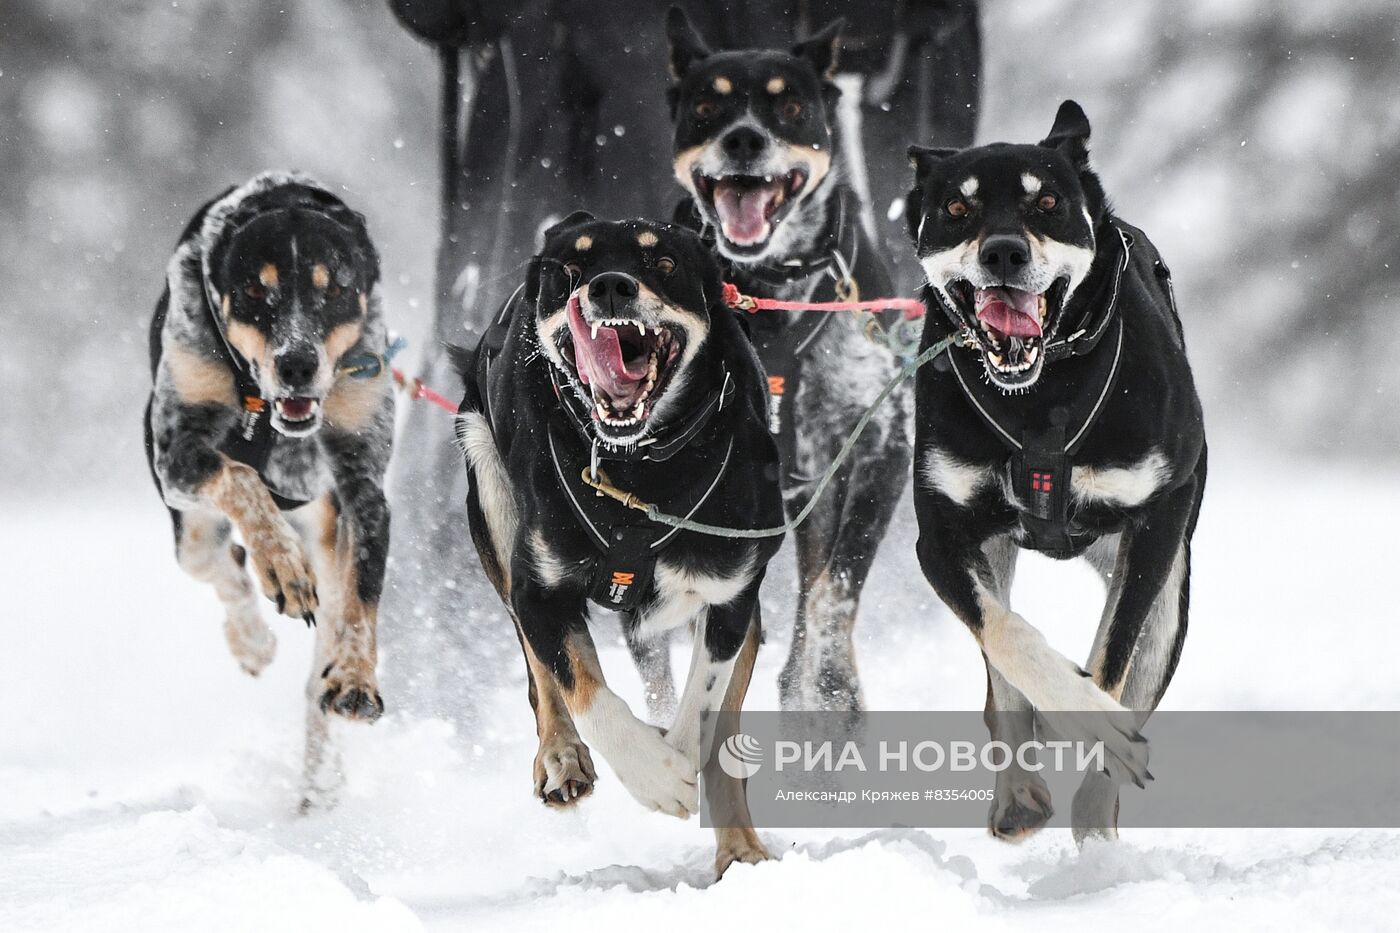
xmin=565 ymin=295 xmax=647 ymax=402
xmin=713 ymin=180 xmax=778 ymax=244
xmin=975 ymin=288 xmax=1043 ymax=338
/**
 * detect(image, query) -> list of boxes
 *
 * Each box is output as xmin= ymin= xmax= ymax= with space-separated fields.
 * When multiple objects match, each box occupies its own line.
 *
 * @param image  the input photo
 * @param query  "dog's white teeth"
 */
xmin=763 ymin=174 xmax=774 ymax=183
xmin=590 ymin=322 xmax=600 ymax=339
xmin=632 ymin=401 xmax=645 ymax=419
xmin=596 ymin=401 xmax=608 ymax=419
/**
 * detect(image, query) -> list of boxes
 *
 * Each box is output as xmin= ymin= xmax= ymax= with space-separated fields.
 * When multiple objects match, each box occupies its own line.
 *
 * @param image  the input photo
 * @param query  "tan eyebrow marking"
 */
xmin=713 ymin=76 xmax=733 ymax=94
xmin=637 ymin=230 xmax=659 ymax=247
xmin=574 ymin=235 xmax=593 ymax=251
xmin=311 ymin=263 xmax=330 ymax=290
xmin=258 ymin=263 xmax=279 ymax=289
xmin=766 ymin=76 xmax=785 ymax=95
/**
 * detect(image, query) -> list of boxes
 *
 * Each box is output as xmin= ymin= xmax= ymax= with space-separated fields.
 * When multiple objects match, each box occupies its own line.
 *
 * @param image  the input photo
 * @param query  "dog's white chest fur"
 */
xmin=920 ymin=444 xmax=1170 ymax=510
xmin=1070 ymin=449 xmax=1170 ymax=507
xmin=635 ymin=557 xmax=754 ymax=640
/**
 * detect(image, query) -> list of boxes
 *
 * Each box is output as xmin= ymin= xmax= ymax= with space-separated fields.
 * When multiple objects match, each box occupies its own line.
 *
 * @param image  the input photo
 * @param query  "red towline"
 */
xmin=391 ymin=369 xmax=461 ymax=414
xmin=395 ymin=283 xmax=927 ymax=413
xmin=720 ymin=281 xmax=926 ymax=321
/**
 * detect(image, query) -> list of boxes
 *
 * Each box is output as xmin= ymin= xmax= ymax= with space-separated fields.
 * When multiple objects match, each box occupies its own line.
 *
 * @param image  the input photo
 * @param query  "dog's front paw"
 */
xmin=1036 ymin=679 xmax=1150 ymax=789
xmin=715 ymin=828 xmax=772 ymax=878
xmin=610 ymin=723 xmax=699 ymax=819
xmin=989 ymin=776 xmax=1053 ymax=842
xmin=534 ymin=736 xmax=597 ymax=807
xmin=318 ymin=671 xmax=384 ymax=722
xmin=249 ymin=527 xmax=319 ymax=624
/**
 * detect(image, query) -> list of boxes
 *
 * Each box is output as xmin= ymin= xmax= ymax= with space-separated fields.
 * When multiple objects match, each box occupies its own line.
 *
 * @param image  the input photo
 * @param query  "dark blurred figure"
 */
xmin=386 ymin=0 xmax=979 ymax=717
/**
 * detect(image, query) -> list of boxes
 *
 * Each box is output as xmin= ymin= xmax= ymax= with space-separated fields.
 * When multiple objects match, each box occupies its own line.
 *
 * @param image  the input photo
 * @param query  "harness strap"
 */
xmin=1042 ymin=224 xmax=1134 ymax=364
xmin=548 ymin=424 xmax=735 ymax=610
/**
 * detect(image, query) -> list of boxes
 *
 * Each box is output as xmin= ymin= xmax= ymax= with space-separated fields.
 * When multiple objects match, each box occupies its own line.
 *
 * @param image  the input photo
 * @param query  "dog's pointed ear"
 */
xmin=793 ymin=18 xmax=845 ymax=80
xmin=1040 ymin=99 xmax=1091 ymax=168
xmin=339 ymin=208 xmax=381 ymax=288
xmin=908 ymin=144 xmax=957 ymax=182
xmin=904 ymin=146 xmax=955 ymax=246
xmin=542 ymin=210 xmax=596 ymax=242
xmin=666 ymin=6 xmax=711 ymax=81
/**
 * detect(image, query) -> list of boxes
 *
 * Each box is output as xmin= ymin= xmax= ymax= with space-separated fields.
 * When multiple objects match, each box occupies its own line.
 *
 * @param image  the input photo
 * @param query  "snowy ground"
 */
xmin=4 ymin=443 xmax=1400 ymax=931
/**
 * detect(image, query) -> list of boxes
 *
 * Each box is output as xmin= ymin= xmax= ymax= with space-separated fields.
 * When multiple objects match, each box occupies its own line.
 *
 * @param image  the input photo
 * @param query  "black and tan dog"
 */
xmin=455 ymin=214 xmax=782 ymax=876
xmin=144 ymin=171 xmax=394 ymax=804
xmin=905 ymin=102 xmax=1206 ymax=841
xmin=655 ymin=8 xmax=912 ymax=714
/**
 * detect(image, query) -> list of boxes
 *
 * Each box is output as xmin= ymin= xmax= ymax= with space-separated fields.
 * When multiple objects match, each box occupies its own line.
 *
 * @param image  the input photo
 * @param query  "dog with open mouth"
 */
xmin=454 ymin=214 xmax=784 ymax=878
xmin=905 ymin=101 xmax=1207 ymax=842
xmin=652 ymin=7 xmax=913 ymax=716
xmin=144 ymin=172 xmax=394 ymax=806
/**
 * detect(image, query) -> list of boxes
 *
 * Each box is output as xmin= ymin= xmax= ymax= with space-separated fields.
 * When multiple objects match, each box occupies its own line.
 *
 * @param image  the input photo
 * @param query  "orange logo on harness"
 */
xmin=611 ymin=571 xmax=635 ymax=586
xmin=243 ymin=396 xmax=266 ymax=413
xmin=768 ymin=375 xmax=786 ymax=395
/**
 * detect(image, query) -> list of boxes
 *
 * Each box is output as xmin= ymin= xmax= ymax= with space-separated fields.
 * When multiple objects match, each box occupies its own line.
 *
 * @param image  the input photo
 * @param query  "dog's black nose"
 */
xmin=721 ymin=126 xmax=766 ymax=161
xmin=587 ymin=272 xmax=640 ymax=314
xmin=275 ymin=347 xmax=319 ymax=389
xmin=980 ymin=234 xmax=1031 ymax=281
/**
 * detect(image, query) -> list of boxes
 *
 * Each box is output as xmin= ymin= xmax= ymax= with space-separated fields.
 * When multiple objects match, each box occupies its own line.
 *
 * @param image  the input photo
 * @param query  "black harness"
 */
xmin=941 ymin=223 xmax=1163 ymax=557
xmin=473 ymin=291 xmax=737 ymax=612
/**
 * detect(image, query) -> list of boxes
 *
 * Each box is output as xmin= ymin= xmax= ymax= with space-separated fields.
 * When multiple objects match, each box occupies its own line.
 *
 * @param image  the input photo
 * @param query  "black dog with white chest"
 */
xmin=660 ymin=7 xmax=912 ymax=715
xmin=905 ymin=102 xmax=1206 ymax=841
xmin=455 ymin=214 xmax=782 ymax=877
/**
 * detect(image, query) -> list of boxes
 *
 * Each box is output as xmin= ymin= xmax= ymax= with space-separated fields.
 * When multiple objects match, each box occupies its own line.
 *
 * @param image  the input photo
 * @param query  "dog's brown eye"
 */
xmin=327 ymin=282 xmax=342 ymax=299
xmin=945 ymin=198 xmax=969 ymax=219
xmin=1037 ymin=192 xmax=1059 ymax=212
xmin=656 ymin=256 xmax=676 ymax=275
xmin=782 ymin=100 xmax=802 ymax=120
xmin=244 ymin=283 xmax=265 ymax=301
xmin=695 ymin=100 xmax=718 ymax=119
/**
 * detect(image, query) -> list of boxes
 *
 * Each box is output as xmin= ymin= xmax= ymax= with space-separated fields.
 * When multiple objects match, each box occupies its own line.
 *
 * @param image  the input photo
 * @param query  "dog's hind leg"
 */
xmin=977 ymin=535 xmax=1054 ymax=841
xmin=175 ymin=508 xmax=277 ymax=676
xmin=779 ymin=468 xmax=870 ymax=712
xmin=779 ymin=420 xmax=912 ymax=713
xmin=1071 ymin=463 xmax=1204 ymax=843
xmin=623 ymin=617 xmax=678 ymax=725
xmin=653 ymin=575 xmax=769 ymax=876
xmin=706 ymin=609 xmax=770 ymax=878
xmin=777 ymin=493 xmax=838 ymax=710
